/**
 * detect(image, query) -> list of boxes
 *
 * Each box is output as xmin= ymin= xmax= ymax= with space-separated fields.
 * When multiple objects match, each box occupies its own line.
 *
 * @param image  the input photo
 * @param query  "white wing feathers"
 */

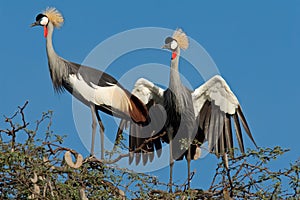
xmin=132 ymin=78 xmax=164 ymax=105
xmin=192 ymin=75 xmax=239 ymax=117
xmin=133 ymin=75 xmax=240 ymax=117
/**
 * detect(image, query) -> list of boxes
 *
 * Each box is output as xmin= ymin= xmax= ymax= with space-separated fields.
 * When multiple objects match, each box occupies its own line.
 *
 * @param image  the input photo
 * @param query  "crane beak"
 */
xmin=162 ymin=43 xmax=170 ymax=49
xmin=30 ymin=21 xmax=39 ymax=27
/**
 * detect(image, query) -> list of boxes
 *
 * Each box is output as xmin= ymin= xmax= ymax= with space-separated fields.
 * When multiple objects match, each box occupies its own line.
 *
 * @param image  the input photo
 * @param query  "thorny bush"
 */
xmin=0 ymin=102 xmax=299 ymax=199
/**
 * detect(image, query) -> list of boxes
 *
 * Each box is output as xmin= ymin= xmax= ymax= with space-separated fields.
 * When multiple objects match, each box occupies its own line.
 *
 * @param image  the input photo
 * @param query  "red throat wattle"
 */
xmin=44 ymin=26 xmax=48 ymax=38
xmin=171 ymin=52 xmax=177 ymax=60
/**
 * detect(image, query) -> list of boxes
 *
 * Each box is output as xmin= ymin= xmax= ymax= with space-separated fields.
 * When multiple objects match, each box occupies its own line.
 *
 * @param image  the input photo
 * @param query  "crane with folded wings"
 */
xmin=31 ymin=8 xmax=149 ymax=159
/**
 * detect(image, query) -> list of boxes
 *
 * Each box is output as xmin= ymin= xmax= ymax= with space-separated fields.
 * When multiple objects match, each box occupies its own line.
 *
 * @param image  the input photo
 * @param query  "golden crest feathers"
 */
xmin=43 ymin=7 xmax=64 ymax=28
xmin=172 ymin=28 xmax=189 ymax=50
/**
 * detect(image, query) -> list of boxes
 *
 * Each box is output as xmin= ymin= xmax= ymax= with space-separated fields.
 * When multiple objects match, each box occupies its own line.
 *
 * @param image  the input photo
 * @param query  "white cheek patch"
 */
xmin=40 ymin=17 xmax=49 ymax=26
xmin=171 ymin=40 xmax=178 ymax=50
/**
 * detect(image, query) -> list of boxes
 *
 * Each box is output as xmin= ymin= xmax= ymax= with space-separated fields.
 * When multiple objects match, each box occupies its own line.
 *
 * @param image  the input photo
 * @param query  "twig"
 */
xmin=1 ymin=101 xmax=29 ymax=151
xmin=104 ymin=131 xmax=167 ymax=164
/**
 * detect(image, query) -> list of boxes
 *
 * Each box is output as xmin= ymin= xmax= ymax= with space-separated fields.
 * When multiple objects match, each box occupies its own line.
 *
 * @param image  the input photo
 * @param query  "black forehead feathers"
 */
xmin=165 ymin=37 xmax=174 ymax=44
xmin=36 ymin=13 xmax=46 ymax=21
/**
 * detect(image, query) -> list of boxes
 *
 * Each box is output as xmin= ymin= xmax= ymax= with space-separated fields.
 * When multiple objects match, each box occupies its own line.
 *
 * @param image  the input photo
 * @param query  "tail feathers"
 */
xmin=128 ymin=104 xmax=165 ymax=165
xmin=129 ymin=123 xmax=157 ymax=166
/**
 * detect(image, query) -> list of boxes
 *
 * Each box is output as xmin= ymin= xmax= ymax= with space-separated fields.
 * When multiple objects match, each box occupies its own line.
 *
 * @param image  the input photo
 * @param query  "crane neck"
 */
xmin=45 ymin=22 xmax=58 ymax=60
xmin=44 ymin=22 xmax=69 ymax=92
xmin=169 ymin=48 xmax=182 ymax=90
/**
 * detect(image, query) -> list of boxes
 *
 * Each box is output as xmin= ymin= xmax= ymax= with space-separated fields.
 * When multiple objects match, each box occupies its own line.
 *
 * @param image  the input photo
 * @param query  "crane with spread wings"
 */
xmin=116 ymin=29 xmax=257 ymax=191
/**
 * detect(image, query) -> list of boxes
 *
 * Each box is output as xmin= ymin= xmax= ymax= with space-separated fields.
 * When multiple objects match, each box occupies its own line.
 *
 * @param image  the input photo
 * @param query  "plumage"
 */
xmin=192 ymin=75 xmax=239 ymax=116
xmin=117 ymin=29 xmax=257 ymax=191
xmin=224 ymin=114 xmax=234 ymax=154
xmin=172 ymin=28 xmax=189 ymax=50
xmin=43 ymin=7 xmax=64 ymax=28
xmin=218 ymin=126 xmax=225 ymax=155
xmin=32 ymin=8 xmax=148 ymax=158
xmin=237 ymin=105 xmax=256 ymax=145
xmin=199 ymin=100 xmax=210 ymax=130
xmin=233 ymin=113 xmax=245 ymax=153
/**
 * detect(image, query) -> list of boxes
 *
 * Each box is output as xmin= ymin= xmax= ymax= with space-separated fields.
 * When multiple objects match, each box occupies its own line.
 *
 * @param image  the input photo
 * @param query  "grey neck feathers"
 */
xmin=169 ymin=48 xmax=182 ymax=91
xmin=168 ymin=48 xmax=190 ymax=111
xmin=46 ymin=22 xmax=56 ymax=58
xmin=46 ymin=22 xmax=69 ymax=92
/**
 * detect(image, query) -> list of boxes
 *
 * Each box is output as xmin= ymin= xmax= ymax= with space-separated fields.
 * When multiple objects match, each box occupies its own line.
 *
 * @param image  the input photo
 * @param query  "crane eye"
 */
xmin=40 ymin=16 xmax=49 ymax=26
xmin=170 ymin=40 xmax=178 ymax=50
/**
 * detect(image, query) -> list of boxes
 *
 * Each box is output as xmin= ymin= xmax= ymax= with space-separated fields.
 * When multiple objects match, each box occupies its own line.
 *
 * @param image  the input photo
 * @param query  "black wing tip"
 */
xmin=237 ymin=105 xmax=258 ymax=148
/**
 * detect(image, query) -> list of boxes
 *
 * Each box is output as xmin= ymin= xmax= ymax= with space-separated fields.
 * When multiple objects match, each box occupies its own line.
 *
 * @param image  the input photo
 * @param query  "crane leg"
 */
xmin=169 ymin=139 xmax=174 ymax=193
xmin=187 ymin=147 xmax=191 ymax=190
xmin=95 ymin=110 xmax=105 ymax=160
xmin=90 ymin=105 xmax=98 ymax=156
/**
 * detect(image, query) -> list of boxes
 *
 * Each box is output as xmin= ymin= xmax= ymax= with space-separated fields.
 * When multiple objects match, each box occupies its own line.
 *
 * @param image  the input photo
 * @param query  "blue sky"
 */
xmin=1 ymin=1 xmax=299 ymax=190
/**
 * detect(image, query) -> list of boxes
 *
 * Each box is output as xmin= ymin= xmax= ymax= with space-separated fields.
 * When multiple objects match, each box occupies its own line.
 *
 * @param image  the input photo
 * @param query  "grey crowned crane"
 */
xmin=117 ymin=29 xmax=257 ymax=191
xmin=31 ymin=8 xmax=149 ymax=159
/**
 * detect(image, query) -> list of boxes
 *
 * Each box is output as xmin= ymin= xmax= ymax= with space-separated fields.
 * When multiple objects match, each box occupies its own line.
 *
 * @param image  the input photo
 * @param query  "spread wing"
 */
xmin=115 ymin=78 xmax=166 ymax=165
xmin=192 ymin=75 xmax=257 ymax=157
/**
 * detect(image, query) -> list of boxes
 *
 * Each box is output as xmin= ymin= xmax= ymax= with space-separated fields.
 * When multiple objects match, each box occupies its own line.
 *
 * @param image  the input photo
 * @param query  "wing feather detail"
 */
xmin=233 ymin=113 xmax=245 ymax=153
xmin=237 ymin=105 xmax=257 ymax=147
xmin=193 ymin=75 xmax=256 ymax=158
xmin=192 ymin=75 xmax=239 ymax=117
xmin=224 ymin=115 xmax=234 ymax=154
